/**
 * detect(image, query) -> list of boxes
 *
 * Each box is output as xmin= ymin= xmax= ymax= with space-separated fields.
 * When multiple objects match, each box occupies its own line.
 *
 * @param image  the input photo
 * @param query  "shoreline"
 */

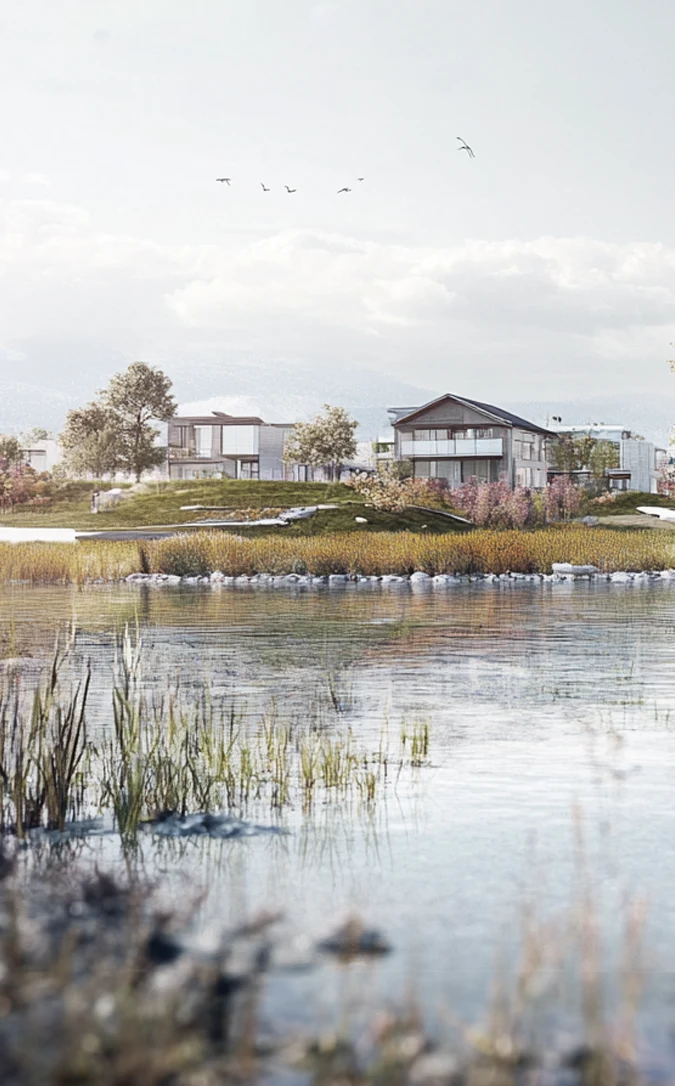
xmin=119 ymin=567 xmax=675 ymax=587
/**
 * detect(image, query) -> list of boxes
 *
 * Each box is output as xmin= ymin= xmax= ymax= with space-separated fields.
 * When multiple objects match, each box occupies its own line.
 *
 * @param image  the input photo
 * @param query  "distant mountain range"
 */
xmin=1 ymin=360 xmax=673 ymax=450
xmin=504 ymin=395 xmax=675 ymax=448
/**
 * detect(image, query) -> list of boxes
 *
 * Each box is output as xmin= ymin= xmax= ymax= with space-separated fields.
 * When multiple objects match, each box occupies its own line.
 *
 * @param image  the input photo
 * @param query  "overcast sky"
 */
xmin=2 ymin=0 xmax=675 ymax=432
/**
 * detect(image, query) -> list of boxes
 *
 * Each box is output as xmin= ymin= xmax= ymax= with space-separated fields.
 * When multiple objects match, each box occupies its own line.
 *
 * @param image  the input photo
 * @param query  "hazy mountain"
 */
xmin=504 ymin=394 xmax=675 ymax=447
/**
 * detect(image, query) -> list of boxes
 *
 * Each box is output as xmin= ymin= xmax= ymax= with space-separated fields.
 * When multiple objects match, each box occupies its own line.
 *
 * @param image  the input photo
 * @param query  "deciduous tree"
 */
xmin=284 ymin=404 xmax=358 ymax=482
xmin=101 ymin=362 xmax=176 ymax=481
xmin=61 ymin=403 xmax=120 ymax=478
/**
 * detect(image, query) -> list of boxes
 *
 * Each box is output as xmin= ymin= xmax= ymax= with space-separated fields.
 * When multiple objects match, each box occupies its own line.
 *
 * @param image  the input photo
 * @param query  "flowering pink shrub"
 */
xmin=449 ymin=477 xmax=581 ymax=527
xmin=0 ymin=461 xmax=52 ymax=511
xmin=657 ymin=463 xmax=675 ymax=497
xmin=349 ymin=469 xmax=583 ymax=526
xmin=543 ymin=476 xmax=583 ymax=521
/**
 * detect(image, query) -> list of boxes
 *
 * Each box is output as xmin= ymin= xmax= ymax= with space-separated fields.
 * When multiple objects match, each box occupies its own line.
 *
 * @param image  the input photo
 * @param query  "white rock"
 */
xmin=210 ymin=571 xmax=225 ymax=583
xmin=126 ymin=573 xmax=152 ymax=583
xmin=410 ymin=571 xmax=431 ymax=583
xmin=354 ymin=516 xmax=368 ymax=524
xmin=551 ymin=563 xmax=598 ymax=575
xmin=611 ymin=571 xmax=633 ymax=583
xmin=432 ymin=574 xmax=451 ymax=585
xmin=380 ymin=575 xmax=406 ymax=584
xmin=328 ymin=574 xmax=350 ymax=584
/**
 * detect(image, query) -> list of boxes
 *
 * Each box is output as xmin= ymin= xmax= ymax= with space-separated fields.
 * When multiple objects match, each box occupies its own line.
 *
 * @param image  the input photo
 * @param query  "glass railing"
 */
xmin=399 ymin=438 xmax=503 ymax=457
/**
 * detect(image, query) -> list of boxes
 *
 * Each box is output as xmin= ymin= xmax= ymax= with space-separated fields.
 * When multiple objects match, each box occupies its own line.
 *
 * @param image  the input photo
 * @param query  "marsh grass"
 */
xmin=0 ymin=633 xmax=91 ymax=836
xmin=0 ymin=630 xmax=432 ymax=838
xmin=2 ymin=525 xmax=675 ymax=585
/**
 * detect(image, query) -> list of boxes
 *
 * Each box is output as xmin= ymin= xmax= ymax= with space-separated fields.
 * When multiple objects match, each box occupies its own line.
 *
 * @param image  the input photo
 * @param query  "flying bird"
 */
xmin=357 ymin=177 xmax=365 ymax=181
xmin=456 ymin=137 xmax=475 ymax=158
xmin=260 ymin=182 xmax=270 ymax=191
xmin=337 ymin=187 xmax=352 ymax=194
xmin=285 ymin=185 xmax=297 ymax=193
xmin=216 ymin=177 xmax=231 ymax=184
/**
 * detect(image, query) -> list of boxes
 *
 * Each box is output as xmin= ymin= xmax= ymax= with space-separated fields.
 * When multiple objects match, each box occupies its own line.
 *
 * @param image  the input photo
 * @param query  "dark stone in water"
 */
xmin=318 ymin=916 xmax=392 ymax=959
xmin=146 ymin=811 xmax=289 ymax=839
xmin=146 ymin=927 xmax=184 ymax=966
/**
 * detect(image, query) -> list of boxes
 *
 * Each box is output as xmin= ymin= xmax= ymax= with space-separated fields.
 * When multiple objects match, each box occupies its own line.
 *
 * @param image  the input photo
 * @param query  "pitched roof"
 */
xmin=391 ymin=394 xmax=556 ymax=436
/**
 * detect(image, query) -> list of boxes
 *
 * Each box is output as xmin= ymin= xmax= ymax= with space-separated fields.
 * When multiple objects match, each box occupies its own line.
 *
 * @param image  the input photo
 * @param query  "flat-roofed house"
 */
xmin=389 ymin=394 xmax=555 ymax=488
xmin=168 ymin=412 xmax=294 ymax=481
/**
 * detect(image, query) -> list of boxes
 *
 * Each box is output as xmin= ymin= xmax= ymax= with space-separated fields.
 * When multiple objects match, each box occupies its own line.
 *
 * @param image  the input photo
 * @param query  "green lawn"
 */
xmin=1 ymin=480 xmax=358 ymax=530
xmin=583 ymin=492 xmax=675 ymax=516
xmin=236 ymin=505 xmax=469 ymax=536
xmin=0 ymin=479 xmax=469 ymax=535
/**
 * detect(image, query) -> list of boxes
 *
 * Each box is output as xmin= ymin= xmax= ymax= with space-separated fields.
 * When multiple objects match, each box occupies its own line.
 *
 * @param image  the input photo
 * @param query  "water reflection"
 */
xmin=2 ymin=582 xmax=675 ymax=1033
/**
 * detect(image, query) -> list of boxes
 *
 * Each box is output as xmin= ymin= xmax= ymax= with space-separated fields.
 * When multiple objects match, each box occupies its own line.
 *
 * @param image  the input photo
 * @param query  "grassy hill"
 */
xmin=583 ymin=492 xmax=675 ymax=516
xmin=0 ymin=479 xmax=467 ymax=535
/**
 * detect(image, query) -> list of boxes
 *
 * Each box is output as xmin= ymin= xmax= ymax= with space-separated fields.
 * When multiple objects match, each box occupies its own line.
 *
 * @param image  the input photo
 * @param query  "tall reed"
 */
xmin=2 ymin=526 xmax=673 ymax=584
xmin=1 ymin=632 xmax=432 ymax=838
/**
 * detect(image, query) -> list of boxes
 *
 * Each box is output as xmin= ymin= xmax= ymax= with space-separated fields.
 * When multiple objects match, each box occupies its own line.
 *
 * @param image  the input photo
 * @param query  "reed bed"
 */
xmin=0 ymin=631 xmax=430 ymax=839
xmin=2 ymin=526 xmax=675 ymax=584
xmin=148 ymin=526 xmax=675 ymax=577
xmin=0 ymin=540 xmax=139 ymax=584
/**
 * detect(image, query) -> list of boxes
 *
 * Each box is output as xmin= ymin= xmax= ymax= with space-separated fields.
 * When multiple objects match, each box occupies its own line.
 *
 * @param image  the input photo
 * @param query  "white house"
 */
xmin=548 ymin=423 xmax=666 ymax=493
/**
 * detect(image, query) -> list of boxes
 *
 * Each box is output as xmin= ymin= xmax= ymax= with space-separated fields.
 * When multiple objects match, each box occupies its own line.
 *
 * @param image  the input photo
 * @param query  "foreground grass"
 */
xmin=0 ymin=835 xmax=650 ymax=1085
xmin=0 ymin=631 xmax=428 ymax=838
xmin=1 ymin=526 xmax=675 ymax=583
xmin=0 ymin=479 xmax=358 ymax=529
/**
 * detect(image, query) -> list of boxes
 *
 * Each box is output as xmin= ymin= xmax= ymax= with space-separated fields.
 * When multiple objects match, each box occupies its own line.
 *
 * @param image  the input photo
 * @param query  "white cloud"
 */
xmin=24 ymin=173 xmax=50 ymax=187
xmin=1 ymin=194 xmax=675 ymax=401
xmin=0 ymin=170 xmax=10 ymax=184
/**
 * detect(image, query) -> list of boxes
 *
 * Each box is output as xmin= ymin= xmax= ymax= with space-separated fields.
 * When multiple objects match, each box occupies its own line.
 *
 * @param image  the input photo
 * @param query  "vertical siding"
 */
xmin=258 ymin=425 xmax=289 ymax=480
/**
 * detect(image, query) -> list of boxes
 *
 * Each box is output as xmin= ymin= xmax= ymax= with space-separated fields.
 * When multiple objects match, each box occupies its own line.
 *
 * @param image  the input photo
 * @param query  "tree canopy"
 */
xmin=60 ymin=362 xmax=176 ymax=480
xmin=283 ymin=404 xmax=358 ymax=482
xmin=0 ymin=436 xmax=24 ymax=467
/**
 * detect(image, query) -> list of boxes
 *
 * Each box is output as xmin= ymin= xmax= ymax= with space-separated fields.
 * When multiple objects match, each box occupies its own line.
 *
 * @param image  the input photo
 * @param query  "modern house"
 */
xmin=167 ymin=411 xmax=371 ymax=481
xmin=547 ymin=423 xmax=667 ymax=493
xmin=167 ymin=412 xmax=292 ymax=480
xmin=387 ymin=394 xmax=554 ymax=488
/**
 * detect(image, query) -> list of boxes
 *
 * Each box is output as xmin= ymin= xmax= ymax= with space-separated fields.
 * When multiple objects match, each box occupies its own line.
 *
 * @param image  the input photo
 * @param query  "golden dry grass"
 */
xmin=1 ymin=526 xmax=674 ymax=584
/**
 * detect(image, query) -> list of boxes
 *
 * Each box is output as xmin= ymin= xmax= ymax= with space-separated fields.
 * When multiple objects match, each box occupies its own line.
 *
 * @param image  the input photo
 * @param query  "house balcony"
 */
xmin=168 ymin=447 xmax=198 ymax=460
xmin=399 ymin=438 xmax=504 ymax=458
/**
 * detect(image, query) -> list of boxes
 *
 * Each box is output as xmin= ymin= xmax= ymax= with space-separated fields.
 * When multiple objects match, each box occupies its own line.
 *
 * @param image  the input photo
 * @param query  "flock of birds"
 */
xmin=215 ymin=137 xmax=475 ymax=192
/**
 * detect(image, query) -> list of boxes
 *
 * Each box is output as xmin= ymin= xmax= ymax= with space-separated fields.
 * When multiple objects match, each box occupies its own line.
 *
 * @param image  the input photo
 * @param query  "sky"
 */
xmin=2 ymin=0 xmax=675 ymax=440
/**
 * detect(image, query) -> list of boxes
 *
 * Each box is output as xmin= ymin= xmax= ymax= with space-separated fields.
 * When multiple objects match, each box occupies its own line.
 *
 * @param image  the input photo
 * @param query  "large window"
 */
xmin=238 ymin=461 xmax=259 ymax=480
xmin=461 ymin=460 xmax=491 ymax=483
xmin=221 ymin=425 xmax=259 ymax=456
xmin=194 ymin=426 xmax=213 ymax=458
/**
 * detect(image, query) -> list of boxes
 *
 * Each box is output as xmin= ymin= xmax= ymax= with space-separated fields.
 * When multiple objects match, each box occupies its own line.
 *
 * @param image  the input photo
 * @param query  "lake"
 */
xmin=2 ymin=579 xmax=675 ymax=1055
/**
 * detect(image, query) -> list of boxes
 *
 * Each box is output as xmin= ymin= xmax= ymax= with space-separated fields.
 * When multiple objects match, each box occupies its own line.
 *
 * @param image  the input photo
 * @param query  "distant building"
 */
xmin=388 ymin=394 xmax=554 ymax=488
xmin=547 ymin=423 xmax=666 ymax=493
xmin=168 ymin=412 xmax=292 ymax=481
xmin=23 ymin=438 xmax=62 ymax=474
xmin=167 ymin=412 xmax=371 ymax=482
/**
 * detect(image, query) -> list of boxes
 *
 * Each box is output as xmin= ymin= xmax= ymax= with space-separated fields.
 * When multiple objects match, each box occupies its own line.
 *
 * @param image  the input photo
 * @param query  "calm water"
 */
xmin=2 ymin=581 xmax=675 ymax=1047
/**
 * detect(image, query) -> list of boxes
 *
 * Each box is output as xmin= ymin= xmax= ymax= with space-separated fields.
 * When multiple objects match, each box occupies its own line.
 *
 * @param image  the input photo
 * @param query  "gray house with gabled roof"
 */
xmin=388 ymin=394 xmax=555 ymax=489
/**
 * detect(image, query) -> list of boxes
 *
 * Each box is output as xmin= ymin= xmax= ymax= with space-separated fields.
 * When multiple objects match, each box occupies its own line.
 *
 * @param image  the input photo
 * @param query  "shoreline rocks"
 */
xmin=120 ymin=569 xmax=675 ymax=589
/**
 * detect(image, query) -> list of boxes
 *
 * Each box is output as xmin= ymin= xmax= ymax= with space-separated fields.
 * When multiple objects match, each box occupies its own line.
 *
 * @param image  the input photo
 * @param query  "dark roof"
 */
xmin=391 ymin=394 xmax=556 ymax=436
xmin=171 ymin=415 xmax=266 ymax=426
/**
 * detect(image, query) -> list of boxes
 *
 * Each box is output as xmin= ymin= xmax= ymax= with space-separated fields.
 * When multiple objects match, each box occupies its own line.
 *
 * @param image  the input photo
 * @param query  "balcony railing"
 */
xmin=399 ymin=438 xmax=503 ymax=458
